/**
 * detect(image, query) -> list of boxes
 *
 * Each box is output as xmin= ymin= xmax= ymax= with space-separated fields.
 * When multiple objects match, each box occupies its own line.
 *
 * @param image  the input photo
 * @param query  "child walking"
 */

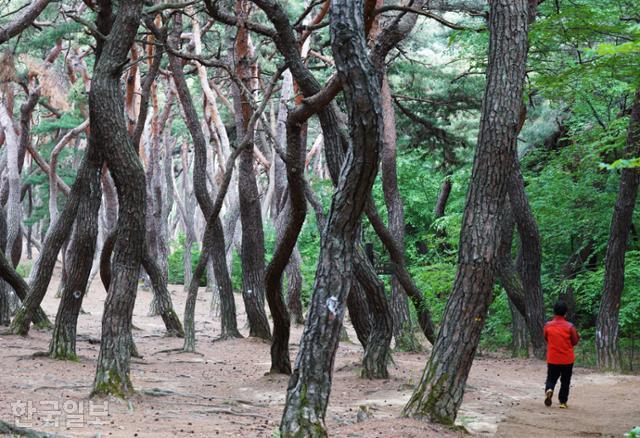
xmin=544 ymin=301 xmax=580 ymax=408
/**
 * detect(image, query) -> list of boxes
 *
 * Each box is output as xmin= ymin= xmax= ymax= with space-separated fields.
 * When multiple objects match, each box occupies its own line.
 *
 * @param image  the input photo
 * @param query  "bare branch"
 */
xmin=0 ymin=0 xmax=51 ymax=44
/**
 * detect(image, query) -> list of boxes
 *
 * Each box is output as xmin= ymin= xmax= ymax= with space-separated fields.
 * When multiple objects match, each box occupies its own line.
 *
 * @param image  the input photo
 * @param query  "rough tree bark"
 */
xmin=0 ymin=213 xmax=48 ymax=327
xmin=496 ymin=204 xmax=529 ymax=357
xmin=509 ymin=163 xmax=546 ymax=360
xmin=233 ymin=0 xmax=272 ymax=340
xmin=99 ymin=230 xmax=184 ymax=338
xmin=381 ymin=76 xmax=419 ymax=352
xmin=354 ymin=242 xmax=393 ymax=379
xmin=166 ymin=16 xmax=241 ymax=343
xmin=306 ymin=178 xmax=373 ymax=350
xmin=279 ymin=0 xmax=385 ymax=433
xmin=272 ymin=70 xmax=305 ymax=326
xmin=0 ymin=103 xmax=22 ymax=278
xmin=91 ymin=0 xmax=147 ymax=398
xmin=402 ymin=0 xmax=531 ymax=424
xmin=0 ymin=0 xmax=51 ymax=44
xmin=262 ymin=96 xmax=309 ymax=373
xmin=9 ymin=151 xmax=98 ymax=334
xmin=49 ymin=156 xmax=102 ymax=360
xmin=178 ymin=71 xmax=279 ymax=351
xmin=596 ymin=88 xmax=640 ymax=370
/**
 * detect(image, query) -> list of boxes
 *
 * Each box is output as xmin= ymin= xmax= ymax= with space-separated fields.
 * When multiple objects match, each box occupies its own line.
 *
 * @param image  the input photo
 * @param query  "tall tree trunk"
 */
xmin=596 ymin=88 xmax=640 ymax=371
xmin=91 ymin=0 xmax=146 ymax=398
xmin=285 ymin=247 xmax=304 ymax=324
xmin=365 ymin=203 xmax=436 ymax=344
xmin=0 ymin=103 xmax=22 ymax=274
xmin=355 ymin=243 xmax=393 ymax=379
xmin=509 ymin=165 xmax=546 ymax=359
xmin=434 ymin=178 xmax=453 ymax=219
xmin=347 ymin=280 xmax=372 ymax=349
xmin=0 ymin=210 xmax=11 ymax=326
xmin=233 ymin=1 xmax=271 ymax=340
xmin=166 ymin=16 xmax=241 ymax=345
xmin=510 ymin=299 xmax=529 ymax=358
xmin=402 ymin=0 xmax=531 ymax=424
xmin=280 ymin=0 xmax=384 ymax=432
xmin=307 ymin=189 xmax=372 ymax=349
xmin=272 ymin=70 xmax=305 ymax=326
xmin=49 ymin=159 xmax=102 ymax=360
xmin=380 ymin=75 xmax=418 ymax=352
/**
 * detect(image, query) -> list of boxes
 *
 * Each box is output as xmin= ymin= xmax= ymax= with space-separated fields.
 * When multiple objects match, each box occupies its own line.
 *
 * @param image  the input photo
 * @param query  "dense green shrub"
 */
xmin=167 ymin=234 xmax=206 ymax=286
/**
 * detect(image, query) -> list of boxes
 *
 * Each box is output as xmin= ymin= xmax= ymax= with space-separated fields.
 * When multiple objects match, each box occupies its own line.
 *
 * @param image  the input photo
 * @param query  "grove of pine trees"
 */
xmin=0 ymin=0 xmax=638 ymax=436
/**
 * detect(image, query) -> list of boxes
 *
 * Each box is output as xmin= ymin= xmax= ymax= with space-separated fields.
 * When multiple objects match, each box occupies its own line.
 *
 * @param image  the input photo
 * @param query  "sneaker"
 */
xmin=559 ymin=403 xmax=568 ymax=409
xmin=544 ymin=389 xmax=553 ymax=407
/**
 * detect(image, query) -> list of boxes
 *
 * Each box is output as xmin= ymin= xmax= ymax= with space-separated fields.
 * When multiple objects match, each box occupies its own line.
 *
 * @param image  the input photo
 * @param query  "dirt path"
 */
xmin=495 ymin=374 xmax=640 ymax=437
xmin=1 ymin=270 xmax=638 ymax=437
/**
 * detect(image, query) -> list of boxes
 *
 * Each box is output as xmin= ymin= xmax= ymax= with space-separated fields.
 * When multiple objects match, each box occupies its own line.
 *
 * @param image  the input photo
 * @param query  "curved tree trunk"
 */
xmin=285 ymin=247 xmax=304 ymax=324
xmin=272 ymin=70 xmax=305 ymax=326
xmin=280 ymin=0 xmax=384 ymax=432
xmin=0 ymin=210 xmax=48 ymax=326
xmin=9 ymin=152 xmax=98 ymax=335
xmin=49 ymin=160 xmax=102 ymax=360
xmin=596 ymin=88 xmax=640 ymax=371
xmin=381 ymin=72 xmax=418 ymax=352
xmin=509 ymin=165 xmax=546 ymax=359
xmin=0 ymin=103 xmax=22 ymax=277
xmin=510 ymin=299 xmax=529 ymax=358
xmin=0 ymin=0 xmax=51 ymax=44
xmin=141 ymin=251 xmax=184 ymax=337
xmin=233 ymin=1 xmax=271 ymax=340
xmin=346 ymin=280 xmax=372 ymax=349
xmin=403 ymin=0 xmax=531 ymax=424
xmin=365 ymin=202 xmax=436 ymax=344
xmin=354 ymin=244 xmax=393 ymax=379
xmin=167 ymin=17 xmax=241 ymax=344
xmin=307 ymin=189 xmax=372 ymax=349
xmin=91 ymin=0 xmax=147 ymax=398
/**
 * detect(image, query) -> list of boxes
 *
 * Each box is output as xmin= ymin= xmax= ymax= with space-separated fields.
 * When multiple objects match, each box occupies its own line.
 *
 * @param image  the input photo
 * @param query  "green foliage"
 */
xmin=567 ymin=251 xmax=640 ymax=338
xmin=24 ymin=21 xmax=83 ymax=52
xmin=167 ymin=235 xmax=206 ymax=286
xmin=32 ymin=113 xmax=85 ymax=135
xmin=16 ymin=260 xmax=33 ymax=279
xmin=625 ymin=426 xmax=640 ymax=438
xmin=480 ymin=290 xmax=515 ymax=352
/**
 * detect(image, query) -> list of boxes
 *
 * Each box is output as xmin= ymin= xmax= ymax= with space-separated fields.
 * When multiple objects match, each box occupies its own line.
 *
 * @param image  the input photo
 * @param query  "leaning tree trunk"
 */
xmin=0 ymin=209 xmax=13 ymax=326
xmin=273 ymin=70 xmax=305 ymax=326
xmin=91 ymin=0 xmax=147 ymax=398
xmin=596 ymin=88 xmax=640 ymax=371
xmin=167 ymin=17 xmax=241 ymax=345
xmin=354 ymin=243 xmax=393 ymax=379
xmin=262 ymin=107 xmax=307 ymax=373
xmin=347 ymin=280 xmax=372 ymax=349
xmin=233 ymin=1 xmax=271 ymax=340
xmin=285 ymin=247 xmax=304 ymax=324
xmin=509 ymin=164 xmax=546 ymax=359
xmin=0 ymin=103 xmax=23 ymax=276
xmin=496 ymin=200 xmax=529 ymax=358
xmin=100 ymin=230 xmax=184 ymax=338
xmin=510 ymin=299 xmax=529 ymax=358
xmin=49 ymin=158 xmax=102 ymax=360
xmin=280 ymin=0 xmax=384 ymax=433
xmin=307 ymin=185 xmax=372 ymax=349
xmin=9 ymin=153 xmax=101 ymax=335
xmin=380 ymin=75 xmax=418 ymax=352
xmin=403 ymin=0 xmax=531 ymax=425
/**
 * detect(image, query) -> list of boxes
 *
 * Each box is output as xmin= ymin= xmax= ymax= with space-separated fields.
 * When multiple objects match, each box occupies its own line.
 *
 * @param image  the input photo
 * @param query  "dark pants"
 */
xmin=545 ymin=363 xmax=573 ymax=403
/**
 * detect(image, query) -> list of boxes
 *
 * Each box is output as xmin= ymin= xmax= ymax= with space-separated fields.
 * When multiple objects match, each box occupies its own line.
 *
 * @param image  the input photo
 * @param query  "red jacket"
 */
xmin=544 ymin=316 xmax=580 ymax=365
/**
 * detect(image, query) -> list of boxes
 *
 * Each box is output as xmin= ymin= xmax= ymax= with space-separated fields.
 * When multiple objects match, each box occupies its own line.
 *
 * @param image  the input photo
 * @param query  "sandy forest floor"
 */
xmin=1 ymin=267 xmax=639 ymax=437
